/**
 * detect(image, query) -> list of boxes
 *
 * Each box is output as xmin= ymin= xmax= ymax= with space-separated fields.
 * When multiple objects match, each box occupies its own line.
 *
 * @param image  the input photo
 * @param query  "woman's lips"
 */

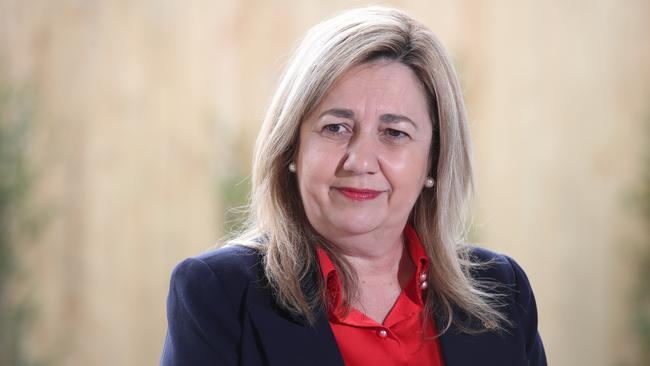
xmin=334 ymin=187 xmax=384 ymax=201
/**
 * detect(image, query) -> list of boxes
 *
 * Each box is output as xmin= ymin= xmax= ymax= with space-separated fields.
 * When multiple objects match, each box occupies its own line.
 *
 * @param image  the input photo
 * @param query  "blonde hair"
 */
xmin=232 ymin=6 xmax=508 ymax=333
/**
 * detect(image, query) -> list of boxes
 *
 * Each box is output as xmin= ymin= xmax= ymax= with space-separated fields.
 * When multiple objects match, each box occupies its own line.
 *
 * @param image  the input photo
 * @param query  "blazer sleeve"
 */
xmin=160 ymin=257 xmax=241 ymax=366
xmin=505 ymin=255 xmax=547 ymax=365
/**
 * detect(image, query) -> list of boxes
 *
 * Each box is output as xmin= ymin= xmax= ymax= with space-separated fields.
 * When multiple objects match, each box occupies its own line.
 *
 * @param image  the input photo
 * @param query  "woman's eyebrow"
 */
xmin=319 ymin=109 xmax=416 ymax=127
xmin=318 ymin=108 xmax=355 ymax=119
xmin=380 ymin=113 xmax=416 ymax=129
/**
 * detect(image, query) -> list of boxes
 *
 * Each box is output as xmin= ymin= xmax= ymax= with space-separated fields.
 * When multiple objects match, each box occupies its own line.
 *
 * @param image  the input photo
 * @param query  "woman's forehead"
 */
xmin=309 ymin=61 xmax=429 ymax=123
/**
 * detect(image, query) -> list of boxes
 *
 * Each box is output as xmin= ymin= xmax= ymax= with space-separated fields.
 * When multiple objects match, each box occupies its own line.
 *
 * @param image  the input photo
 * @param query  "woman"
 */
xmin=161 ymin=6 xmax=546 ymax=366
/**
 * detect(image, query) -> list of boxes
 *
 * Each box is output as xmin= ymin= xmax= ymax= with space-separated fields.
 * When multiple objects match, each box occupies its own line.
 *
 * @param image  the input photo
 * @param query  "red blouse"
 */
xmin=317 ymin=226 xmax=445 ymax=366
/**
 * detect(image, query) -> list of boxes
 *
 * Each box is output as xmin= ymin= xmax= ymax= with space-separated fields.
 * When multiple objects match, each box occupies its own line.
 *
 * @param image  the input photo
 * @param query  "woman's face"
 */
xmin=295 ymin=60 xmax=433 ymax=240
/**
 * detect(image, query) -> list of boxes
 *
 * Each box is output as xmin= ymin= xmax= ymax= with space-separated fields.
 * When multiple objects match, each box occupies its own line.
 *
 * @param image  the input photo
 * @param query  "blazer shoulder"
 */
xmin=466 ymin=246 xmax=527 ymax=288
xmin=192 ymin=244 xmax=263 ymax=278
xmin=465 ymin=246 xmax=547 ymax=364
xmin=169 ymin=245 xmax=266 ymax=306
xmin=163 ymin=245 xmax=265 ymax=365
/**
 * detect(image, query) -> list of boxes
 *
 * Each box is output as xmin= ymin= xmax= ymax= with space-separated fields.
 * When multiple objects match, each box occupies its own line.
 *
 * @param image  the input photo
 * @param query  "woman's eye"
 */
xmin=323 ymin=124 xmax=348 ymax=134
xmin=384 ymin=128 xmax=409 ymax=139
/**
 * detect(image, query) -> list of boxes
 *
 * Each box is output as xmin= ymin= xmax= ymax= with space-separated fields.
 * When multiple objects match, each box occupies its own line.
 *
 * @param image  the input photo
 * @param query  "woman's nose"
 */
xmin=342 ymin=133 xmax=379 ymax=174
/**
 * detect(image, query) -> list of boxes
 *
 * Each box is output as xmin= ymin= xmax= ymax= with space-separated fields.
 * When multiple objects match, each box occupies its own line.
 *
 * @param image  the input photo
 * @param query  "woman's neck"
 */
xmin=329 ymin=227 xmax=415 ymax=324
xmin=338 ymin=231 xmax=405 ymax=278
xmin=328 ymin=225 xmax=413 ymax=280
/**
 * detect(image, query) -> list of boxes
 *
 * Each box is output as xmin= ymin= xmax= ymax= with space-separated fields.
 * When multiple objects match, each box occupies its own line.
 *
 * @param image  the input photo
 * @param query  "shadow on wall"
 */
xmin=0 ymin=78 xmax=44 ymax=366
xmin=630 ymin=112 xmax=650 ymax=365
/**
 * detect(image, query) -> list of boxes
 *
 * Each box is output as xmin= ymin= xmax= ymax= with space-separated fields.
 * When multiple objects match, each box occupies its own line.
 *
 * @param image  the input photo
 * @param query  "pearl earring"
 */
xmin=424 ymin=177 xmax=435 ymax=188
xmin=288 ymin=162 xmax=296 ymax=173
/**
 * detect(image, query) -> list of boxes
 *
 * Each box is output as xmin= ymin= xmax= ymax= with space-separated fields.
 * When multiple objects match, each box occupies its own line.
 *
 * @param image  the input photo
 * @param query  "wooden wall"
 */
xmin=0 ymin=0 xmax=647 ymax=365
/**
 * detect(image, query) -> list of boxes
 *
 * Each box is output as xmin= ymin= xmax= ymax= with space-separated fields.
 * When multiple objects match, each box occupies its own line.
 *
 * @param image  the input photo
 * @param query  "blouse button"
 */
xmin=419 ymin=273 xmax=427 ymax=282
xmin=377 ymin=329 xmax=388 ymax=338
xmin=420 ymin=281 xmax=428 ymax=290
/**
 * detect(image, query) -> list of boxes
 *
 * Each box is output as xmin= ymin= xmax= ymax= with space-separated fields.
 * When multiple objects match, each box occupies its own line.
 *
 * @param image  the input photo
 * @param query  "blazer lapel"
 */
xmin=248 ymin=303 xmax=344 ymax=366
xmin=438 ymin=327 xmax=485 ymax=365
xmin=437 ymin=317 xmax=524 ymax=366
xmin=241 ymin=251 xmax=343 ymax=366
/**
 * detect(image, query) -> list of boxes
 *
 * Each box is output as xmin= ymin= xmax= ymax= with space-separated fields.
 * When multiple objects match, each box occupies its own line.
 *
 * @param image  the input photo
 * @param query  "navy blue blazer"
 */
xmin=161 ymin=245 xmax=546 ymax=365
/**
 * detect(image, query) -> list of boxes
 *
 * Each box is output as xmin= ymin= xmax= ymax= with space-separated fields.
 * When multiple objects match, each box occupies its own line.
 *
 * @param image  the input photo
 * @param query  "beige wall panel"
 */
xmin=1 ymin=1 xmax=226 ymax=365
xmin=0 ymin=0 xmax=647 ymax=365
xmin=467 ymin=1 xmax=649 ymax=365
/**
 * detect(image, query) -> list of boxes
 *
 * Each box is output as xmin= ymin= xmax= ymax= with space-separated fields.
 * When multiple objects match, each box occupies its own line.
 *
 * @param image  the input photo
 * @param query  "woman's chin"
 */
xmin=324 ymin=216 xmax=385 ymax=236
